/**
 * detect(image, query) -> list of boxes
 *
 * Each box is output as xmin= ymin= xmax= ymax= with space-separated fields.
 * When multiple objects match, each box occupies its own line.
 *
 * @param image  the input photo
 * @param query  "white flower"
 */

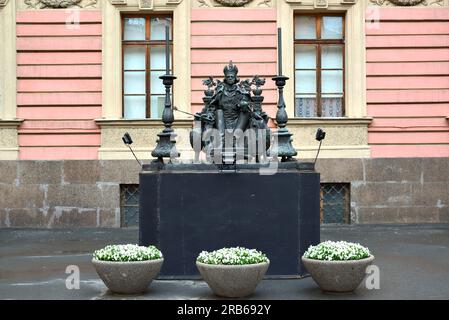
xmin=197 ymin=247 xmax=269 ymax=265
xmin=303 ymin=241 xmax=370 ymax=261
xmin=93 ymin=244 xmax=162 ymax=262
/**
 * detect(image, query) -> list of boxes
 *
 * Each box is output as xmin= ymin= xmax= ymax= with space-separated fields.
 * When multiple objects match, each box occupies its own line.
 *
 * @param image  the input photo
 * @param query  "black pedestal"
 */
xmin=139 ymin=163 xmax=320 ymax=278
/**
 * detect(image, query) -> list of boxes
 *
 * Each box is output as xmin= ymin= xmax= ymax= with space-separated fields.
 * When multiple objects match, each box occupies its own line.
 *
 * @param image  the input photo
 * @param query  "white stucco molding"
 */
xmin=0 ymin=120 xmax=22 ymax=160
xmin=0 ymin=0 xmax=19 ymax=160
xmin=0 ymin=0 xmax=16 ymax=120
xmin=109 ymin=0 xmax=183 ymax=7
xmin=284 ymin=0 xmax=358 ymax=8
xmin=109 ymin=0 xmax=127 ymax=5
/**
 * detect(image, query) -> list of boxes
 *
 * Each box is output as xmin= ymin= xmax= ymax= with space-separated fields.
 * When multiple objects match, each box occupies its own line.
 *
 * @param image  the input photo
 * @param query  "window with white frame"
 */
xmin=122 ymin=16 xmax=172 ymax=119
xmin=294 ymin=14 xmax=345 ymax=117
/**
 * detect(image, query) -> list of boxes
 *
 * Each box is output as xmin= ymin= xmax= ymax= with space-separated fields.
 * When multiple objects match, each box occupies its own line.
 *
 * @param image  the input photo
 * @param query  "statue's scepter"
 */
xmin=268 ymin=27 xmax=297 ymax=162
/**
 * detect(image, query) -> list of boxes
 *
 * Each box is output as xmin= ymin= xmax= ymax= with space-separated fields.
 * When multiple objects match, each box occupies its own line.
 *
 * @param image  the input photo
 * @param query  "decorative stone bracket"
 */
xmin=314 ymin=0 xmax=328 ymax=8
xmin=138 ymin=0 xmax=153 ymax=9
xmin=109 ymin=0 xmax=126 ymax=4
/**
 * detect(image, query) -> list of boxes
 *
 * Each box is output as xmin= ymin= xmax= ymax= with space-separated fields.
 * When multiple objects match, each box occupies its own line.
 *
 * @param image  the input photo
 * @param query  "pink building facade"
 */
xmin=0 ymin=0 xmax=448 ymax=227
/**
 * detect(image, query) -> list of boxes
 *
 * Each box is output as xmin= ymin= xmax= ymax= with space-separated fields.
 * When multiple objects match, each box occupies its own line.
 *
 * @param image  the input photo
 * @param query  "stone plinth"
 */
xmin=139 ymin=162 xmax=320 ymax=278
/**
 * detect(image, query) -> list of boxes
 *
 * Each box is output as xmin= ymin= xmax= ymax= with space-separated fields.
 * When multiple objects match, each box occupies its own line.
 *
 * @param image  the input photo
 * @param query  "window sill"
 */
xmin=0 ymin=119 xmax=24 ymax=128
xmin=95 ymin=118 xmax=193 ymax=128
xmin=288 ymin=117 xmax=372 ymax=126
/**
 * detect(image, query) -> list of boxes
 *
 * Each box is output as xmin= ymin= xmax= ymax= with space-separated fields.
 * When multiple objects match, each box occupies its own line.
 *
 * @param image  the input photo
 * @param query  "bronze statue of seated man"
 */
xmin=190 ymin=62 xmax=271 ymax=163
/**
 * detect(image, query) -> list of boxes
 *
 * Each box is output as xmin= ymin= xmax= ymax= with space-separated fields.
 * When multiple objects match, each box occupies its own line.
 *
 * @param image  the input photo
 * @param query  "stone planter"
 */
xmin=196 ymin=261 xmax=269 ymax=298
xmin=92 ymin=258 xmax=163 ymax=294
xmin=302 ymin=255 xmax=374 ymax=293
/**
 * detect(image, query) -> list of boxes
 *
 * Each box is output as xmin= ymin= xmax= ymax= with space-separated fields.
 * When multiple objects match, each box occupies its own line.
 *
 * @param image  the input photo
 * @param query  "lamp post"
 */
xmin=268 ymin=28 xmax=297 ymax=162
xmin=151 ymin=23 xmax=179 ymax=162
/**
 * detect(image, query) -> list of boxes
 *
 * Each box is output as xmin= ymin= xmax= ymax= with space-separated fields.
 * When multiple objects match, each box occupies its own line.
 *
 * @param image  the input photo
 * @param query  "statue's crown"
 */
xmin=223 ymin=61 xmax=238 ymax=75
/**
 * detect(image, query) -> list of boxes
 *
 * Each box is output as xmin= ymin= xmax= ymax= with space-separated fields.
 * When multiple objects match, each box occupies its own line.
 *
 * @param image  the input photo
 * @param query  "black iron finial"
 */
xmin=151 ymin=23 xmax=179 ymax=162
xmin=268 ymin=28 xmax=297 ymax=162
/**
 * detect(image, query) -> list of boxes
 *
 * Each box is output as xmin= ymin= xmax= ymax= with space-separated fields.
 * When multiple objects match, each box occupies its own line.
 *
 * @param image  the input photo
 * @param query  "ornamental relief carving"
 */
xmin=138 ymin=0 xmax=153 ymax=9
xmin=195 ymin=0 xmax=272 ymax=7
xmin=21 ymin=0 xmax=184 ymax=9
xmin=314 ymin=0 xmax=328 ymax=8
xmin=369 ymin=0 xmax=444 ymax=6
xmin=0 ymin=0 xmax=9 ymax=7
xmin=23 ymin=0 xmax=98 ymax=8
xmin=215 ymin=0 xmax=254 ymax=6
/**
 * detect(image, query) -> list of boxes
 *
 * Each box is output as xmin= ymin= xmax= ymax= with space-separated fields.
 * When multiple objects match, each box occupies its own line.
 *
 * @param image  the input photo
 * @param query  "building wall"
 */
xmin=2 ymin=1 xmax=372 ymax=160
xmin=16 ymin=9 xmax=102 ymax=160
xmin=0 ymin=158 xmax=447 ymax=227
xmin=366 ymin=7 xmax=449 ymax=158
xmin=190 ymin=8 xmax=278 ymax=118
xmin=0 ymin=1 xmax=448 ymax=160
xmin=0 ymin=1 xmax=448 ymax=227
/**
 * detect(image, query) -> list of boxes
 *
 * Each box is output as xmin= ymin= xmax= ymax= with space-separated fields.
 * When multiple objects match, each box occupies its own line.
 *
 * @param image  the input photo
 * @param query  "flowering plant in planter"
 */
xmin=93 ymin=244 xmax=162 ymax=262
xmin=196 ymin=247 xmax=270 ymax=298
xmin=302 ymin=241 xmax=374 ymax=293
xmin=197 ymin=247 xmax=269 ymax=265
xmin=303 ymin=241 xmax=371 ymax=261
xmin=92 ymin=244 xmax=163 ymax=294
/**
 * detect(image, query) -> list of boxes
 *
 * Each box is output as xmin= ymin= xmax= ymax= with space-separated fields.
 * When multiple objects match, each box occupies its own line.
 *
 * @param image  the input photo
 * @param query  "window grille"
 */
xmin=320 ymin=183 xmax=350 ymax=224
xmin=120 ymin=184 xmax=140 ymax=227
